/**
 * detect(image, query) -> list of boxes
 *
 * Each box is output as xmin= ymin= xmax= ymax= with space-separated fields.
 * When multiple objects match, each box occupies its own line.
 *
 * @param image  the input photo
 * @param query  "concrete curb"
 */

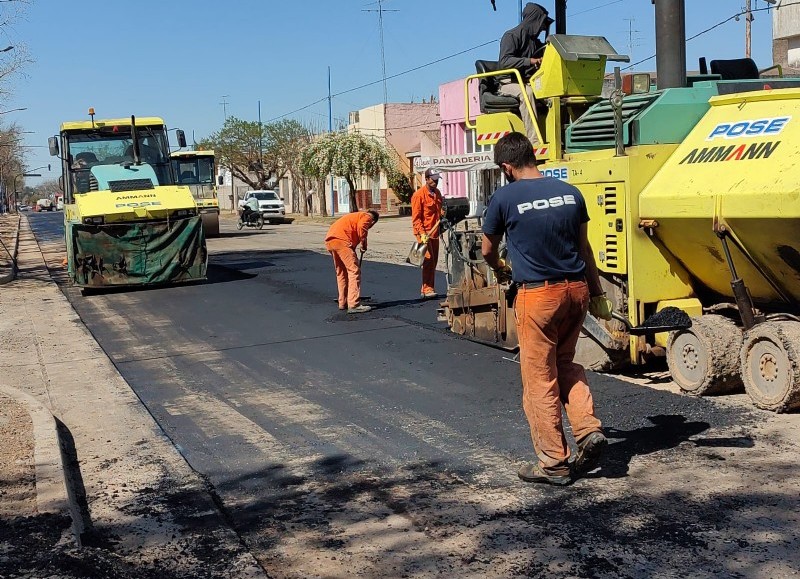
xmin=0 ymin=214 xmax=21 ymax=285
xmin=0 ymin=384 xmax=69 ymax=515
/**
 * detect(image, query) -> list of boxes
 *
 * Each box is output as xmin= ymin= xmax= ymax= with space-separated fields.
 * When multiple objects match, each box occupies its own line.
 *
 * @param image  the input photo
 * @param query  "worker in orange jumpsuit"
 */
xmin=325 ymin=210 xmax=379 ymax=314
xmin=411 ymin=168 xmax=444 ymax=299
xmin=482 ymin=132 xmax=613 ymax=486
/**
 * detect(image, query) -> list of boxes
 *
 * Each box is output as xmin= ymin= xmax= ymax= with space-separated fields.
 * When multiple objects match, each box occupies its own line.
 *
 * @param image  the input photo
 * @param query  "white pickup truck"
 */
xmin=238 ymin=190 xmax=286 ymax=224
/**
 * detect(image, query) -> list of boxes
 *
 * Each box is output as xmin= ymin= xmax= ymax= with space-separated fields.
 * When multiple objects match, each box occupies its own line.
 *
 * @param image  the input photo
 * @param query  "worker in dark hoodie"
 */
xmin=498 ymin=3 xmax=554 ymax=144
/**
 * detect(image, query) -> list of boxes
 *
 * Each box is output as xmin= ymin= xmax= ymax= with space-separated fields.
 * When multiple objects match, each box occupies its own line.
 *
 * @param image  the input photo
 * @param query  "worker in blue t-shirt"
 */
xmin=481 ymin=131 xmax=614 ymax=486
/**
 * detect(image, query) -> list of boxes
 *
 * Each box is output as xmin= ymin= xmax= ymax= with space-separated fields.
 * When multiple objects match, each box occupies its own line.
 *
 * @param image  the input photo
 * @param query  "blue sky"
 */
xmin=4 ymin=0 xmax=775 ymax=186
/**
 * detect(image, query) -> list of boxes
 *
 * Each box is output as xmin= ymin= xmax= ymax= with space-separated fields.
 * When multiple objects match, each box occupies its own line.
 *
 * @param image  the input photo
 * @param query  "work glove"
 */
xmin=589 ymin=294 xmax=614 ymax=321
xmin=493 ymin=258 xmax=513 ymax=285
xmin=420 ymin=233 xmax=429 ymax=244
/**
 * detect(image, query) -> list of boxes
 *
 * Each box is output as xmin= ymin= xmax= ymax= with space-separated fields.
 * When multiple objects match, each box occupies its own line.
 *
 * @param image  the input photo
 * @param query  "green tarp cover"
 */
xmin=68 ymin=216 xmax=207 ymax=286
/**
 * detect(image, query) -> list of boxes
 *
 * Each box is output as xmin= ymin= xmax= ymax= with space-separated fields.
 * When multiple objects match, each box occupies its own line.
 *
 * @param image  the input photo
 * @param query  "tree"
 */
xmin=265 ymin=119 xmax=315 ymax=216
xmin=28 ymin=178 xmax=60 ymax=205
xmin=300 ymin=131 xmax=394 ymax=213
xmin=0 ymin=124 xmax=25 ymax=210
xmin=199 ymin=116 xmax=280 ymax=191
xmin=387 ymin=167 xmax=414 ymax=205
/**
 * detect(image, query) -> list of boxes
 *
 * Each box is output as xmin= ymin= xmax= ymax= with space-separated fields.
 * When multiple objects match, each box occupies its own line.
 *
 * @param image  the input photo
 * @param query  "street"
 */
xmin=18 ymin=211 xmax=800 ymax=578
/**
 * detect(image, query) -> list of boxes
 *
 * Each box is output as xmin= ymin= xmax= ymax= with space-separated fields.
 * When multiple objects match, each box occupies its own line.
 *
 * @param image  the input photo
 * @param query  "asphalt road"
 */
xmin=29 ymin=211 xmax=776 ymax=578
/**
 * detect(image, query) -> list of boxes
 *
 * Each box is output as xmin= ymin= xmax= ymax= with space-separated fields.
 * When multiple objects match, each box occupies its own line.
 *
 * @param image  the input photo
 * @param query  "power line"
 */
xmin=263 ymin=38 xmax=498 ymax=124
xmin=570 ymin=0 xmax=625 ymax=17
xmin=622 ymin=2 xmax=791 ymax=70
xmin=333 ymin=38 xmax=498 ymax=98
xmin=362 ymin=0 xmax=399 ymax=103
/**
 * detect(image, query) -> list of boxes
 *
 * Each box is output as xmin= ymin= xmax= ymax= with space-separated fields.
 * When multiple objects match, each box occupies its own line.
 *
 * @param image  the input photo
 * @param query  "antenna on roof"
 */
xmin=362 ymin=0 xmax=399 ymax=104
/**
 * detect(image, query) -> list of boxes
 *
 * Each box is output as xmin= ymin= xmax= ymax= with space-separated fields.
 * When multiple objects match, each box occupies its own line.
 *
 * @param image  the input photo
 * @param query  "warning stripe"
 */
xmin=476 ymin=131 xmax=510 ymax=143
xmin=474 ymin=135 xmax=550 ymax=158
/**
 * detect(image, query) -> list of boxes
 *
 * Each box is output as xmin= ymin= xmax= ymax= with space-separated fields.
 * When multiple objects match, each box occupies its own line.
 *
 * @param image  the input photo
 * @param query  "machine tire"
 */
xmin=201 ymin=213 xmax=220 ymax=238
xmin=256 ymin=216 xmax=264 ymax=230
xmin=740 ymin=321 xmax=800 ymax=413
xmin=667 ymin=315 xmax=743 ymax=396
xmin=236 ymin=219 xmax=244 ymax=231
xmin=575 ymin=331 xmax=628 ymax=372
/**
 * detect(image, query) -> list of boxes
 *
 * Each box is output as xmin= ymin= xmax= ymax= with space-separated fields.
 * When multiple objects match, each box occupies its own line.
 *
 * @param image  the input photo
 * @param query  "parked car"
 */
xmin=237 ymin=190 xmax=286 ymax=224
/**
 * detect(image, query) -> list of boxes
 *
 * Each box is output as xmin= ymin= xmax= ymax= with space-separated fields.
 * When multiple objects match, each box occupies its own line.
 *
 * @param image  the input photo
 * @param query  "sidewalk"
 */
xmin=0 ymin=214 xmax=267 ymax=578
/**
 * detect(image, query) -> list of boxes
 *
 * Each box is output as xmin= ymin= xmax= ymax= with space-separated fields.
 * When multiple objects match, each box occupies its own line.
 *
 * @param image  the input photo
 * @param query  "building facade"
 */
xmin=773 ymin=3 xmax=800 ymax=72
xmin=338 ymin=102 xmax=440 ymax=215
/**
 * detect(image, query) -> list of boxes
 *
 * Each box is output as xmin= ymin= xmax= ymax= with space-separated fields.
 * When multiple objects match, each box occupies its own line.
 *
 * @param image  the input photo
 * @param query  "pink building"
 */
xmin=436 ymin=78 xmax=477 ymax=199
xmin=421 ymin=78 xmax=500 ymax=213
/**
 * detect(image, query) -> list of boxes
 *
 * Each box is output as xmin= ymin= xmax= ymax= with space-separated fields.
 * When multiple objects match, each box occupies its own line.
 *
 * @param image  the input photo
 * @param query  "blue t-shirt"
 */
xmin=482 ymin=177 xmax=589 ymax=283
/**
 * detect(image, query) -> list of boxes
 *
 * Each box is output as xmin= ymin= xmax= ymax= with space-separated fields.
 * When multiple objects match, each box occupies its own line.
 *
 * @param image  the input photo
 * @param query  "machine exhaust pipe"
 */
xmin=555 ymin=0 xmax=566 ymax=34
xmin=653 ymin=0 xmax=686 ymax=89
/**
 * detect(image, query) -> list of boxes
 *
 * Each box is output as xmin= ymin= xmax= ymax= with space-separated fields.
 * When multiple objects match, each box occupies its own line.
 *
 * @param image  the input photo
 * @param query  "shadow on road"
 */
xmin=589 ymin=414 xmax=754 ymax=479
xmin=215 ymin=230 xmax=276 ymax=239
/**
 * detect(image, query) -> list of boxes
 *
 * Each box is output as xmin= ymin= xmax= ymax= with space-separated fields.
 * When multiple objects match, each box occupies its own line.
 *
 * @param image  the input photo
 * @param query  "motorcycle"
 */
xmin=237 ymin=209 xmax=264 ymax=230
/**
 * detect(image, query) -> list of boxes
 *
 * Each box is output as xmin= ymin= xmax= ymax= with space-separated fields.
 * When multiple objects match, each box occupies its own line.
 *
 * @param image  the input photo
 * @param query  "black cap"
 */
xmin=424 ymin=168 xmax=441 ymax=180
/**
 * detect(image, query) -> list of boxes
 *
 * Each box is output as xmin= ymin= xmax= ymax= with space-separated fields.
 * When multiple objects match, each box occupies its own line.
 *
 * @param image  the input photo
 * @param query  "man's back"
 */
xmin=482 ymin=177 xmax=587 ymax=283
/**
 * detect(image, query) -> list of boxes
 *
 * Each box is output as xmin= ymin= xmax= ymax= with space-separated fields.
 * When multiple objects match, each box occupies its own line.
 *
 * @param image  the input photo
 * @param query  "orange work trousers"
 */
xmin=329 ymin=246 xmax=361 ymax=309
xmin=421 ymin=238 xmax=440 ymax=295
xmin=514 ymin=279 xmax=602 ymax=474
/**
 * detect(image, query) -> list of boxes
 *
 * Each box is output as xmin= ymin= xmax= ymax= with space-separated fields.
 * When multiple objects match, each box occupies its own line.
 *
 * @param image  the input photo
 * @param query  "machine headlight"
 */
xmin=173 ymin=209 xmax=195 ymax=218
xmin=83 ymin=216 xmax=105 ymax=225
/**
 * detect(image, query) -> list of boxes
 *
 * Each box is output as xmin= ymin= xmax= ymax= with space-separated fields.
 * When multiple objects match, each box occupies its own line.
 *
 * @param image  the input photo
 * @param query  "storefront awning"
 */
xmin=415 ymin=152 xmax=497 ymax=173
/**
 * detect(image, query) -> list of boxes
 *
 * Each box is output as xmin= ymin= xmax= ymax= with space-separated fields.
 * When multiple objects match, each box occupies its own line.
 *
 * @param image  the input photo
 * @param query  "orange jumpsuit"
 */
xmin=325 ymin=212 xmax=374 ymax=309
xmin=411 ymin=185 xmax=443 ymax=295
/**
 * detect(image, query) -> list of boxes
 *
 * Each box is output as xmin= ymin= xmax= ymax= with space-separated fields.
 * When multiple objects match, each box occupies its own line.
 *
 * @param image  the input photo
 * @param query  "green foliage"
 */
xmin=300 ymin=131 xmax=395 ymax=212
xmin=201 ymin=117 xmax=318 ymax=193
xmin=386 ymin=168 xmax=414 ymax=205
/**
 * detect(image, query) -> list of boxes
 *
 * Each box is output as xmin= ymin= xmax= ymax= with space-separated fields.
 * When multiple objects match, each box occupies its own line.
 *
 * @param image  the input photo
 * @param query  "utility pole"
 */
xmin=328 ymin=66 xmax=335 ymax=217
xmin=745 ymin=0 xmax=752 ymax=58
xmin=362 ymin=0 xmax=399 ymax=103
xmin=623 ymin=18 xmax=641 ymax=70
xmin=258 ymin=99 xmax=263 ymax=167
xmin=220 ymin=95 xmax=230 ymax=124
xmin=519 ymin=0 xmax=523 ymax=23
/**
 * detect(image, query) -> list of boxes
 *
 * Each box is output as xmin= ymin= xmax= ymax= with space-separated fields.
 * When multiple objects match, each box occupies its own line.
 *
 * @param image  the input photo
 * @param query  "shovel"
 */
xmin=611 ymin=307 xmax=692 ymax=335
xmin=406 ymin=220 xmax=440 ymax=267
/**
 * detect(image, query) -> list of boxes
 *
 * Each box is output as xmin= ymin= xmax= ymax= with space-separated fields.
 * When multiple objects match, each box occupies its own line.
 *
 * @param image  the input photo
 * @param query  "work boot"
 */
xmin=517 ymin=462 xmax=572 ymax=486
xmin=573 ymin=431 xmax=608 ymax=475
xmin=347 ymin=305 xmax=372 ymax=314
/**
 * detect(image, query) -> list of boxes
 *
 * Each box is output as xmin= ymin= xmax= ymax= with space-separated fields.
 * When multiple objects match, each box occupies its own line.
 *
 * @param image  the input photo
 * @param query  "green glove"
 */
xmin=589 ymin=295 xmax=613 ymax=321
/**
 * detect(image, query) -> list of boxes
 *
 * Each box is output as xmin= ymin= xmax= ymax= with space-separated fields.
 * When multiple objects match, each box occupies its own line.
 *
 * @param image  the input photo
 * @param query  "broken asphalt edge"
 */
xmin=18 ymin=216 xmax=269 ymax=577
xmin=0 ymin=384 xmax=69 ymax=516
xmin=0 ymin=214 xmax=20 ymax=284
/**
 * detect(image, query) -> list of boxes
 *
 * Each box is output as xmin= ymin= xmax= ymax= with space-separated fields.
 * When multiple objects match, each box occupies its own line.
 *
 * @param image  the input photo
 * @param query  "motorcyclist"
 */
xmin=241 ymin=195 xmax=260 ymax=224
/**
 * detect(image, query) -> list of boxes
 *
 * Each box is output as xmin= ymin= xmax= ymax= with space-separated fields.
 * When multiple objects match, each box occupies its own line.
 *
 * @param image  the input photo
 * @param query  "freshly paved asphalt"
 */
xmin=28 ymin=211 xmax=753 ymax=573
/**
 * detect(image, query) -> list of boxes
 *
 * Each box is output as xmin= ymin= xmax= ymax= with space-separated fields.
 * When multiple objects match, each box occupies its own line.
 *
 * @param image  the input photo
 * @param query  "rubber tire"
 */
xmin=236 ymin=220 xmax=244 ymax=231
xmin=740 ymin=321 xmax=800 ymax=412
xmin=667 ymin=315 xmax=743 ymax=396
xmin=256 ymin=216 xmax=264 ymax=230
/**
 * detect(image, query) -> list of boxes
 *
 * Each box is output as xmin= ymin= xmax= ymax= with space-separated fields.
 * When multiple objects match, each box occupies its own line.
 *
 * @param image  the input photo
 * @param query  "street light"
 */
xmin=0 ymin=46 xmax=13 ymax=53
